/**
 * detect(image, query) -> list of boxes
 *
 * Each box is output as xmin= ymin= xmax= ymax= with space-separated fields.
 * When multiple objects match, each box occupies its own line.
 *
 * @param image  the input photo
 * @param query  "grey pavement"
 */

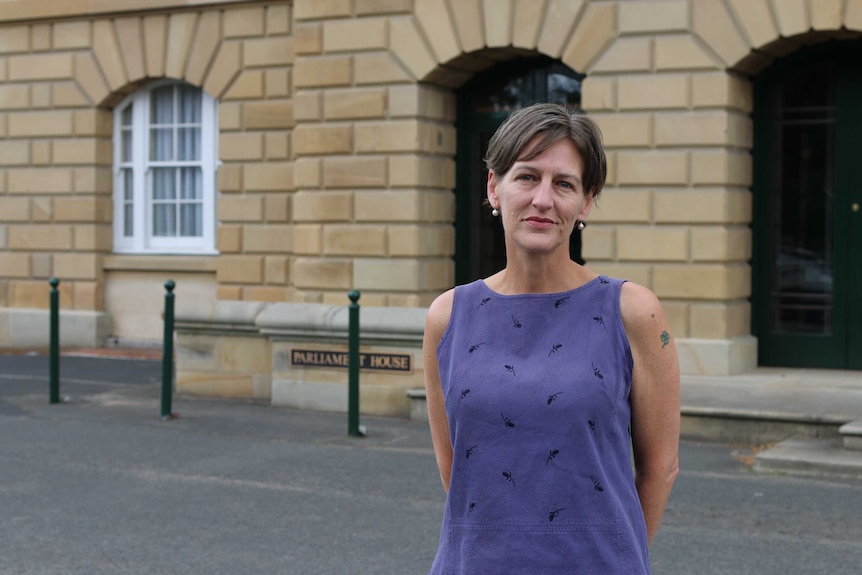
xmin=2 ymin=352 xmax=862 ymax=574
xmin=1 ymin=352 xmax=443 ymax=575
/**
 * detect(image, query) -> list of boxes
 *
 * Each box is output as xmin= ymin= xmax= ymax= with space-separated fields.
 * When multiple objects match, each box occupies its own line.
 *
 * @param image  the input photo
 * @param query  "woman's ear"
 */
xmin=487 ymin=170 xmax=498 ymax=209
xmin=578 ymin=190 xmax=595 ymax=220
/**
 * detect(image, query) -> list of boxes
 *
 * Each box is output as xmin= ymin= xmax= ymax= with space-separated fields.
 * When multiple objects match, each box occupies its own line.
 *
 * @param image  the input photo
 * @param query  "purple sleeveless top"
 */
xmin=429 ymin=276 xmax=650 ymax=574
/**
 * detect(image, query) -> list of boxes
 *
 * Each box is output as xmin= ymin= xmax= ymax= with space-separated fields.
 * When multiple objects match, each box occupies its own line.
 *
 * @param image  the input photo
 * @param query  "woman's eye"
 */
xmin=557 ymin=181 xmax=573 ymax=189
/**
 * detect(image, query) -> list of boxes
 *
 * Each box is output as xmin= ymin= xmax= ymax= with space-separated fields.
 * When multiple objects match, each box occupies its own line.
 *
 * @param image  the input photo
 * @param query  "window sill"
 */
xmin=104 ymin=254 xmax=218 ymax=273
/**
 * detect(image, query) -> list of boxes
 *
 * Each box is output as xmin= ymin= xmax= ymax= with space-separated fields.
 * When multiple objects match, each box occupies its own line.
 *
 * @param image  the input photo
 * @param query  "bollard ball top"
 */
xmin=49 ymin=277 xmax=60 ymax=288
xmin=164 ymin=279 xmax=176 ymax=292
xmin=348 ymin=289 xmax=361 ymax=303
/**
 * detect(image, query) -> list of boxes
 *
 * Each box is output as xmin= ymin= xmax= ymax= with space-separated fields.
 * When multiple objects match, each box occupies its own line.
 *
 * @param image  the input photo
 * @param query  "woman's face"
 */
xmin=487 ymin=137 xmax=593 ymax=258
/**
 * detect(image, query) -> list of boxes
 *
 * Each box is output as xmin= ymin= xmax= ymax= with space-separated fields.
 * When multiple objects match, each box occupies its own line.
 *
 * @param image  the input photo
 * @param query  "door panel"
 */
xmin=836 ymin=55 xmax=862 ymax=369
xmin=754 ymin=44 xmax=862 ymax=368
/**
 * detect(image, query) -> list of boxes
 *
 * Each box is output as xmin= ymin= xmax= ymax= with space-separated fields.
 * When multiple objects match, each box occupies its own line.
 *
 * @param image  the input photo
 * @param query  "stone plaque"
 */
xmin=290 ymin=348 xmax=412 ymax=373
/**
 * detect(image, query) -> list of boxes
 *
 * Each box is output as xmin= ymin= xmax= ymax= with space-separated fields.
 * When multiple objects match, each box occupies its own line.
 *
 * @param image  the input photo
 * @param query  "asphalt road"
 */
xmin=1 ymin=354 xmax=861 ymax=574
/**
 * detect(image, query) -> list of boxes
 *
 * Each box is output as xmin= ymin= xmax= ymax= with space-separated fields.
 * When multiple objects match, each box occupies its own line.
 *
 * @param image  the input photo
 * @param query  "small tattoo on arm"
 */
xmin=660 ymin=331 xmax=670 ymax=348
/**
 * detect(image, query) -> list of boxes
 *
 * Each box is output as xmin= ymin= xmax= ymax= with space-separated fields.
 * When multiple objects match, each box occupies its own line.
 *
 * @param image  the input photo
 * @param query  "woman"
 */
xmin=423 ymin=103 xmax=680 ymax=574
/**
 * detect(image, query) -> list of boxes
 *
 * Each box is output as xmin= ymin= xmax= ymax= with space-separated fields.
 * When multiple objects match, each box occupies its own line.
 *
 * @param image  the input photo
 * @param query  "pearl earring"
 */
xmin=491 ymin=208 xmax=499 ymax=217
xmin=576 ymin=220 xmax=586 ymax=231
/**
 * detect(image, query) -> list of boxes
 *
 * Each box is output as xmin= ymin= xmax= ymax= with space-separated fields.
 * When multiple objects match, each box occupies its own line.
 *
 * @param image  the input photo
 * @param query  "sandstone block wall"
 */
xmin=285 ymin=0 xmax=755 ymax=342
xmin=283 ymin=0 xmax=860 ymax=375
xmin=293 ymin=0 xmax=457 ymax=307
xmin=1 ymin=0 xmax=855 ymax=374
xmin=0 ymin=1 xmax=291 ymax=343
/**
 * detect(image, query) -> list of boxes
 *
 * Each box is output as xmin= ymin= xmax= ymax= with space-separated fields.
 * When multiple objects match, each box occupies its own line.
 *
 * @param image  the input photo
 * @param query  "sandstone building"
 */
xmin=0 ymin=0 xmax=857 ymax=416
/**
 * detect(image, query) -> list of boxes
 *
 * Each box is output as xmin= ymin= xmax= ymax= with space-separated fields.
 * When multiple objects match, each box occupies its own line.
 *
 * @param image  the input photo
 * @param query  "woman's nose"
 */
xmin=532 ymin=179 xmax=553 ymax=210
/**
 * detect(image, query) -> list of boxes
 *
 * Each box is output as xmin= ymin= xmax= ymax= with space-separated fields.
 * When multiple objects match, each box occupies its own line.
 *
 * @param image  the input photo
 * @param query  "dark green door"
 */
xmin=455 ymin=58 xmax=584 ymax=284
xmin=753 ymin=44 xmax=862 ymax=369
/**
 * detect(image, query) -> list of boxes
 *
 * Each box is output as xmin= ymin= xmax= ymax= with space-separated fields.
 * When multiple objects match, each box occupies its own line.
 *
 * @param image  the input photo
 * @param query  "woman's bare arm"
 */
xmin=621 ymin=282 xmax=681 ymax=545
xmin=423 ymin=289 xmax=455 ymax=492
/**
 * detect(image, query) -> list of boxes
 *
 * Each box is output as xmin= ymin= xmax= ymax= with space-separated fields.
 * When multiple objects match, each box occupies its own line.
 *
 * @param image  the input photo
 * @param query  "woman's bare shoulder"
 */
xmin=619 ymin=281 xmax=667 ymax=336
xmin=425 ymin=288 xmax=456 ymax=339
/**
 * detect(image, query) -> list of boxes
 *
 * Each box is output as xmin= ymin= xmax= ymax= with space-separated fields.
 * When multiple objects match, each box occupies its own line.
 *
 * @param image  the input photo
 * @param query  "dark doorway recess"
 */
xmin=455 ymin=57 xmax=585 ymax=284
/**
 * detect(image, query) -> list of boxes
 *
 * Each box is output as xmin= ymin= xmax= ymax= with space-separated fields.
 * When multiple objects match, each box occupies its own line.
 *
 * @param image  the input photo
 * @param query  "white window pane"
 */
xmin=124 ymin=204 xmax=134 ymax=237
xmin=121 ymin=128 xmax=133 ymax=162
xmin=177 ymin=127 xmax=200 ymax=161
xmin=152 ymin=167 xmax=176 ymax=200
xmin=150 ymin=85 xmax=174 ymax=125
xmin=121 ymin=103 xmax=133 ymax=126
xmin=178 ymin=85 xmax=201 ymax=123
xmin=150 ymin=128 xmax=173 ymax=161
xmin=180 ymin=203 xmax=202 ymax=237
xmin=153 ymin=204 xmax=176 ymax=237
xmin=123 ymin=168 xmax=133 ymax=201
xmin=180 ymin=168 xmax=201 ymax=199
xmin=122 ymin=168 xmax=133 ymax=237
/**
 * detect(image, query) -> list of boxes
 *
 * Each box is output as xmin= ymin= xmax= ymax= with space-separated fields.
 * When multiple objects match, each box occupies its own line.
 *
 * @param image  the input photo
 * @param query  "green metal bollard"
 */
xmin=49 ymin=277 xmax=60 ymax=404
xmin=161 ymin=280 xmax=176 ymax=420
xmin=347 ymin=290 xmax=365 ymax=437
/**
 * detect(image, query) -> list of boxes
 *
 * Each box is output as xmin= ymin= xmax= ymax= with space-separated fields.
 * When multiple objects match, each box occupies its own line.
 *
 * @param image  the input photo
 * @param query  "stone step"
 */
xmin=679 ymin=408 xmax=842 ymax=445
xmin=407 ymin=388 xmax=850 ymax=446
xmin=754 ymin=438 xmax=862 ymax=479
xmin=839 ymin=420 xmax=862 ymax=451
xmin=408 ymin=387 xmax=847 ymax=444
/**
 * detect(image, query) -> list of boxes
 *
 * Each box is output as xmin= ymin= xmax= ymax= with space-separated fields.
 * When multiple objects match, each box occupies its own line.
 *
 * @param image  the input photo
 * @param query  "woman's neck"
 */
xmin=484 ymin=253 xmax=596 ymax=295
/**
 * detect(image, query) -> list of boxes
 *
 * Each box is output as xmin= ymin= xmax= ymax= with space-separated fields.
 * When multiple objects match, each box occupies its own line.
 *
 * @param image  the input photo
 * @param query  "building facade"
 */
xmin=0 ymin=0 xmax=858 ymax=416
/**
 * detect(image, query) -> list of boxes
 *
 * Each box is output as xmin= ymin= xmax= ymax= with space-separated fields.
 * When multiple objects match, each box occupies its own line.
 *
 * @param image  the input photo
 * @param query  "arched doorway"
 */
xmin=753 ymin=41 xmax=862 ymax=369
xmin=454 ymin=57 xmax=584 ymax=284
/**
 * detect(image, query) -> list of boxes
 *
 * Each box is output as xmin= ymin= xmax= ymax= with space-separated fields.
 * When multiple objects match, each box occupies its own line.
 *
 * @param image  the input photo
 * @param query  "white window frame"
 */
xmin=113 ymin=80 xmax=218 ymax=254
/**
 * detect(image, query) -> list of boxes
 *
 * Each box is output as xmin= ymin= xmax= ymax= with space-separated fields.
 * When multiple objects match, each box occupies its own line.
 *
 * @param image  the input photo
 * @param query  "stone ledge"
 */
xmin=680 ymin=410 xmax=841 ymax=445
xmin=839 ymin=420 xmax=862 ymax=451
xmin=175 ymin=300 xmax=427 ymax=417
xmin=179 ymin=300 xmax=428 ymax=344
xmin=104 ymin=254 xmax=217 ymax=273
xmin=258 ymin=302 xmax=426 ymax=344
xmin=176 ymin=300 xmax=268 ymax=334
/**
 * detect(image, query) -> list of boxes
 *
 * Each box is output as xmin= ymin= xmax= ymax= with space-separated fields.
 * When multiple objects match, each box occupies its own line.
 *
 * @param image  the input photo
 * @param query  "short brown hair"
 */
xmin=484 ymin=103 xmax=607 ymax=199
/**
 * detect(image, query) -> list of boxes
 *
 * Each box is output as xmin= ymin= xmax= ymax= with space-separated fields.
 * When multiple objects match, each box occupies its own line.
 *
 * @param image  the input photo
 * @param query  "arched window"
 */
xmin=113 ymin=81 xmax=217 ymax=254
xmin=455 ymin=57 xmax=584 ymax=283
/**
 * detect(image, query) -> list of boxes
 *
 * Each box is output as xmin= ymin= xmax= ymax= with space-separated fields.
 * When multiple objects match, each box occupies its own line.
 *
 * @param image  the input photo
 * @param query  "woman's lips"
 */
xmin=525 ymin=217 xmax=554 ymax=228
